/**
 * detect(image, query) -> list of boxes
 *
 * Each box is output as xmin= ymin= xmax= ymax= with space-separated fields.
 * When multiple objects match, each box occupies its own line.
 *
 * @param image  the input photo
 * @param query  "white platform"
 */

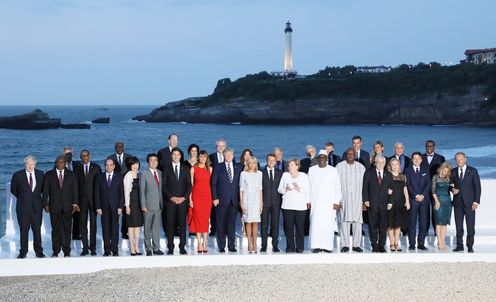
xmin=2 ymin=180 xmax=496 ymax=277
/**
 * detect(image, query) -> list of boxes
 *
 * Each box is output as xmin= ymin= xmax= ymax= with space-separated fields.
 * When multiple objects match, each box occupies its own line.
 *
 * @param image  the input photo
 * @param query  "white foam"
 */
xmin=438 ymin=144 xmax=496 ymax=160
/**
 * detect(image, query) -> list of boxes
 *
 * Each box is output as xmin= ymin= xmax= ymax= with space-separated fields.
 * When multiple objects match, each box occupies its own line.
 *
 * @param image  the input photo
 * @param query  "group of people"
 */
xmin=10 ymin=135 xmax=482 ymax=259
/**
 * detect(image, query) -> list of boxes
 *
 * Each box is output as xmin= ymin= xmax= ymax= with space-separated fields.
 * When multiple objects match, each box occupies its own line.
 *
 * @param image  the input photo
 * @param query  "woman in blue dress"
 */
xmin=432 ymin=162 xmax=455 ymax=251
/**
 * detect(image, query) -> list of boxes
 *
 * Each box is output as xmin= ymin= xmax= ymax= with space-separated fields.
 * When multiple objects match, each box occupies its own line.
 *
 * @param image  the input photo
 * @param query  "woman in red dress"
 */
xmin=189 ymin=150 xmax=213 ymax=253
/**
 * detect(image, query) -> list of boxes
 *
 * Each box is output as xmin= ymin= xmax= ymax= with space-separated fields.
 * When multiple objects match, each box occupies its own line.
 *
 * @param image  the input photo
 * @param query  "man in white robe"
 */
xmin=336 ymin=147 xmax=366 ymax=253
xmin=308 ymin=150 xmax=342 ymax=253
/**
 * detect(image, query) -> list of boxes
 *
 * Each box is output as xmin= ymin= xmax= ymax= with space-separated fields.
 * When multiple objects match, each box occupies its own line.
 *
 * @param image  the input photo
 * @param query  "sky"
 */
xmin=0 ymin=0 xmax=494 ymax=105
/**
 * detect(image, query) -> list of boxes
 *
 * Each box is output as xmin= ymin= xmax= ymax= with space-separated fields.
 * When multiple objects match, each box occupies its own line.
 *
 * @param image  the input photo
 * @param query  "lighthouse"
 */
xmin=284 ymin=21 xmax=293 ymax=72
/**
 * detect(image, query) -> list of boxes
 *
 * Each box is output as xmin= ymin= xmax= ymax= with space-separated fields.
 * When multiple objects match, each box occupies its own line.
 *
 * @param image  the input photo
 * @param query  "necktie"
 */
xmin=174 ymin=164 xmax=179 ymax=180
xmin=58 ymin=171 xmax=64 ymax=189
xmin=270 ymin=169 xmax=274 ymax=182
xmin=355 ymin=152 xmax=359 ymax=160
xmin=459 ymin=168 xmax=464 ymax=181
xmin=227 ymin=164 xmax=233 ymax=183
xmin=118 ymin=155 xmax=122 ymax=166
xmin=377 ymin=171 xmax=382 ymax=186
xmin=154 ymin=171 xmax=160 ymax=187
xmin=416 ymin=167 xmax=420 ymax=183
xmin=107 ymin=174 xmax=112 ymax=188
xmin=329 ymin=155 xmax=333 ymax=166
xmin=29 ymin=172 xmax=33 ymax=191
xmin=85 ymin=165 xmax=89 ymax=176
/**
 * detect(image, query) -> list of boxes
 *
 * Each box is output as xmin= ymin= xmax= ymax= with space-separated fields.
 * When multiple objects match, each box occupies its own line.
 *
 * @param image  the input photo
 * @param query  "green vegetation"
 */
xmin=199 ymin=63 xmax=496 ymax=107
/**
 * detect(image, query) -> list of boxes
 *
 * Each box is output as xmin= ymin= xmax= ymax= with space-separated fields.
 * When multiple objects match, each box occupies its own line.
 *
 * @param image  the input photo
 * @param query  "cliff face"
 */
xmin=133 ymin=86 xmax=496 ymax=126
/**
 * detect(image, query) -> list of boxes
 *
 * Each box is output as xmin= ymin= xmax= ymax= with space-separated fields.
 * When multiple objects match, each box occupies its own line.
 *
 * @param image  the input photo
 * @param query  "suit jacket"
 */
xmin=74 ymin=162 xmax=102 ymax=208
xmin=108 ymin=153 xmax=132 ymax=175
xmin=94 ymin=172 xmax=125 ymax=212
xmin=209 ymin=152 xmax=236 ymax=169
xmin=140 ymin=169 xmax=163 ymax=211
xmin=451 ymin=166 xmax=481 ymax=207
xmin=211 ymin=162 xmax=242 ymax=207
xmin=387 ymin=154 xmax=411 ymax=173
xmin=162 ymin=163 xmax=192 ymax=202
xmin=421 ymin=153 xmax=445 ymax=179
xmin=300 ymin=157 xmax=318 ymax=174
xmin=43 ymin=169 xmax=78 ymax=214
xmin=362 ymin=168 xmax=393 ymax=209
xmin=275 ymin=160 xmax=288 ymax=172
xmin=405 ymin=165 xmax=431 ymax=202
xmin=158 ymin=147 xmax=185 ymax=172
xmin=262 ymin=167 xmax=283 ymax=208
xmin=344 ymin=150 xmax=370 ymax=170
xmin=10 ymin=169 xmax=45 ymax=214
xmin=328 ymin=153 xmax=341 ymax=167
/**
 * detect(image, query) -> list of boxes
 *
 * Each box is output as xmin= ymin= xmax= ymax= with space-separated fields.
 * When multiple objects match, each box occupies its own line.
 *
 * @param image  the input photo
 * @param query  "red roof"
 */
xmin=465 ymin=48 xmax=496 ymax=55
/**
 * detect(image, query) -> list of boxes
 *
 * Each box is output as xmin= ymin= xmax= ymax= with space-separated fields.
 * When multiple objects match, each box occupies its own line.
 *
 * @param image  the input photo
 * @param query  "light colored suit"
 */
xmin=139 ymin=169 xmax=163 ymax=252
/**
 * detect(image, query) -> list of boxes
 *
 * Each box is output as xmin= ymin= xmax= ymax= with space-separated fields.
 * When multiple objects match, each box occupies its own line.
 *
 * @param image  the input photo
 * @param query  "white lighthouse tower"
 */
xmin=284 ymin=21 xmax=293 ymax=72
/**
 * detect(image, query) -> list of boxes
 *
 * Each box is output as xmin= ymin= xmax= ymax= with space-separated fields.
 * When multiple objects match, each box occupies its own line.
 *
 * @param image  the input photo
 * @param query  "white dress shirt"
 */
xmin=25 ymin=170 xmax=36 ymax=192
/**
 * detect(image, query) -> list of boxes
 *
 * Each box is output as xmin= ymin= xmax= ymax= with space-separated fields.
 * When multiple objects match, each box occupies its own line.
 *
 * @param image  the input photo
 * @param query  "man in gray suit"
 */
xmin=140 ymin=153 xmax=164 ymax=256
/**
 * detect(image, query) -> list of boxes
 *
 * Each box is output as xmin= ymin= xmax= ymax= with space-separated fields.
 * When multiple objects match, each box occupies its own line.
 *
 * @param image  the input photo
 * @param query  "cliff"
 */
xmin=0 ymin=109 xmax=91 ymax=130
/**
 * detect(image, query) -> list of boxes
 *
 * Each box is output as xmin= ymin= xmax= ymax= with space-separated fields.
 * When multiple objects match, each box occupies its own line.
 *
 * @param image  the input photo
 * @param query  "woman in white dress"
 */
xmin=239 ymin=156 xmax=263 ymax=253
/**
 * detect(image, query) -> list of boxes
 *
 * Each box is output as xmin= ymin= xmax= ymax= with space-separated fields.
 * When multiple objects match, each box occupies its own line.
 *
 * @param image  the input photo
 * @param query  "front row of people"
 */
xmin=10 ymin=147 xmax=481 ymax=258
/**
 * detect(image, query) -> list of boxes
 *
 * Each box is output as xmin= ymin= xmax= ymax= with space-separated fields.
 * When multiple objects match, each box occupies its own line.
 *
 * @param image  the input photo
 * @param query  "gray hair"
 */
xmin=24 ymin=155 xmax=37 ymax=164
xmin=63 ymin=146 xmax=73 ymax=152
xmin=216 ymin=138 xmax=226 ymax=145
xmin=305 ymin=145 xmax=316 ymax=152
xmin=375 ymin=154 xmax=386 ymax=164
xmin=394 ymin=142 xmax=404 ymax=148
xmin=223 ymin=148 xmax=234 ymax=155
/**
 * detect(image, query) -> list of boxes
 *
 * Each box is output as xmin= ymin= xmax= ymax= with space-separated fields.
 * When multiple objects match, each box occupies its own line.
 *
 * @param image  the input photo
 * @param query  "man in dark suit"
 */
xmin=95 ymin=158 xmax=125 ymax=256
xmin=325 ymin=141 xmax=341 ymax=167
xmin=211 ymin=148 xmax=242 ymax=253
xmin=43 ymin=155 xmax=79 ymax=257
xmin=74 ymin=149 xmax=101 ymax=256
xmin=273 ymin=147 xmax=288 ymax=172
xmin=107 ymin=141 xmax=132 ymax=239
xmin=362 ymin=154 xmax=392 ymax=253
xmin=421 ymin=140 xmax=446 ymax=236
xmin=261 ymin=153 xmax=283 ymax=252
xmin=162 ymin=147 xmax=192 ymax=255
xmin=208 ymin=138 xmax=227 ymax=236
xmin=61 ymin=147 xmax=82 ymax=240
xmin=300 ymin=145 xmax=318 ymax=174
xmin=10 ymin=155 xmax=45 ymax=258
xmin=387 ymin=142 xmax=411 ymax=173
xmin=343 ymin=135 xmax=370 ymax=170
xmin=451 ymin=152 xmax=481 ymax=253
xmin=405 ymin=152 xmax=431 ymax=251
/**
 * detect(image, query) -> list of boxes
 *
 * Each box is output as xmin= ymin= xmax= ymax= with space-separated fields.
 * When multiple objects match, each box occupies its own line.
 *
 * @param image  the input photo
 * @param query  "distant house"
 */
xmin=356 ymin=65 xmax=391 ymax=74
xmin=465 ymin=48 xmax=496 ymax=64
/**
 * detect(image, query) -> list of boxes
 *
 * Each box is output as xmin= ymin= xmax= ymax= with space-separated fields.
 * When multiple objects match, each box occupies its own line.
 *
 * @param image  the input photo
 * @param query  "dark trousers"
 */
xmin=261 ymin=205 xmax=281 ymax=249
xmin=101 ymin=208 xmax=120 ymax=253
xmin=17 ymin=211 xmax=43 ymax=255
xmin=215 ymin=204 xmax=238 ymax=250
xmin=283 ymin=209 xmax=306 ymax=252
xmin=79 ymin=201 xmax=97 ymax=252
xmin=72 ymin=211 xmax=80 ymax=239
xmin=454 ymin=203 xmax=476 ymax=248
xmin=367 ymin=207 xmax=387 ymax=249
xmin=408 ymin=200 xmax=429 ymax=247
xmin=210 ymin=206 xmax=217 ymax=234
xmin=166 ymin=201 xmax=188 ymax=250
xmin=50 ymin=211 xmax=72 ymax=255
xmin=303 ymin=209 xmax=310 ymax=236
xmin=121 ymin=211 xmax=127 ymax=236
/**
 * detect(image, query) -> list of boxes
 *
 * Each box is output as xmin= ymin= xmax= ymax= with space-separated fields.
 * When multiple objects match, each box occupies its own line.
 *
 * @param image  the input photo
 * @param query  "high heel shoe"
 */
xmin=390 ymin=245 xmax=396 ymax=252
xmin=136 ymin=252 xmax=143 ymax=256
xmin=130 ymin=252 xmax=137 ymax=256
xmin=395 ymin=245 xmax=402 ymax=252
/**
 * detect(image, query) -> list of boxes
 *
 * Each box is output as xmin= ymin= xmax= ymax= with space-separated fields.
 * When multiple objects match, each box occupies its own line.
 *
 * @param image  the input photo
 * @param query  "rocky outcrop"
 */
xmin=92 ymin=117 xmax=110 ymax=124
xmin=133 ymin=87 xmax=496 ymax=126
xmin=0 ymin=109 xmax=90 ymax=130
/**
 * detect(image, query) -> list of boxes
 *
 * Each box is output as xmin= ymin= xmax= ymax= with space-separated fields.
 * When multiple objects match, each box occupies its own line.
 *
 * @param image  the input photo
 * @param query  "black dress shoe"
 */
xmin=372 ymin=247 xmax=379 ymax=253
xmin=64 ymin=253 xmax=71 ymax=257
xmin=286 ymin=248 xmax=295 ymax=253
xmin=417 ymin=245 xmax=428 ymax=251
xmin=154 ymin=250 xmax=165 ymax=255
xmin=51 ymin=253 xmax=59 ymax=258
xmin=341 ymin=247 xmax=350 ymax=253
xmin=272 ymin=246 xmax=280 ymax=253
xmin=179 ymin=248 xmax=187 ymax=255
xmin=91 ymin=251 xmax=97 ymax=256
xmin=379 ymin=248 xmax=387 ymax=253
xmin=146 ymin=251 xmax=152 ymax=256
xmin=167 ymin=250 xmax=174 ymax=255
xmin=312 ymin=249 xmax=321 ymax=253
xmin=228 ymin=248 xmax=237 ymax=253
xmin=17 ymin=254 xmax=26 ymax=259
xmin=322 ymin=249 xmax=332 ymax=253
xmin=219 ymin=248 xmax=225 ymax=253
xmin=112 ymin=251 xmax=119 ymax=256
xmin=36 ymin=253 xmax=46 ymax=258
xmin=260 ymin=247 xmax=267 ymax=253
xmin=352 ymin=247 xmax=363 ymax=253
xmin=468 ymin=247 xmax=474 ymax=253
xmin=296 ymin=249 xmax=304 ymax=254
xmin=408 ymin=245 xmax=416 ymax=251
xmin=103 ymin=252 xmax=111 ymax=257
xmin=121 ymin=234 xmax=129 ymax=240
xmin=453 ymin=246 xmax=464 ymax=252
xmin=80 ymin=250 xmax=89 ymax=256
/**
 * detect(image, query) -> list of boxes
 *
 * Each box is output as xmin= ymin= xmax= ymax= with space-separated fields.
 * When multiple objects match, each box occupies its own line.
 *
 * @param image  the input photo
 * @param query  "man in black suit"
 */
xmin=211 ymin=148 xmax=242 ymax=253
xmin=405 ymin=152 xmax=431 ymax=251
xmin=74 ymin=149 xmax=101 ymax=256
xmin=300 ymin=145 xmax=318 ymax=174
xmin=10 ymin=155 xmax=45 ymax=258
xmin=61 ymin=146 xmax=82 ymax=240
xmin=343 ymin=135 xmax=370 ymax=170
xmin=273 ymin=147 xmax=288 ymax=172
xmin=325 ymin=141 xmax=341 ymax=167
xmin=107 ymin=141 xmax=132 ymax=239
xmin=261 ymin=153 xmax=283 ymax=252
xmin=43 ymin=155 xmax=79 ymax=257
xmin=362 ymin=154 xmax=392 ymax=253
xmin=208 ymin=138 xmax=227 ymax=236
xmin=163 ymin=147 xmax=192 ymax=255
xmin=452 ymin=152 xmax=481 ymax=253
xmin=421 ymin=140 xmax=446 ymax=236
xmin=95 ymin=158 xmax=124 ymax=256
xmin=387 ymin=142 xmax=410 ymax=173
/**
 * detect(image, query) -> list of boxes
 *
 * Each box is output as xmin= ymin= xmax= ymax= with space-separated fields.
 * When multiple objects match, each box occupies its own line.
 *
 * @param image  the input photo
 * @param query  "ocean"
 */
xmin=1 ymin=105 xmax=496 ymax=187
